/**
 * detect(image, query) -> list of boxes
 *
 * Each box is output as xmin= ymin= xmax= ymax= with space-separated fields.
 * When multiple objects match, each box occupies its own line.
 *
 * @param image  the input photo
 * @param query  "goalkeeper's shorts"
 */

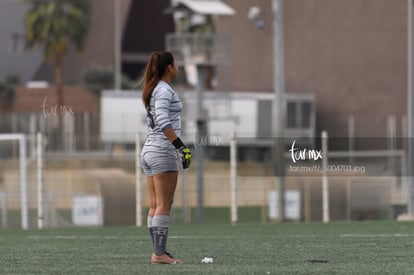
xmin=141 ymin=147 xmax=178 ymax=176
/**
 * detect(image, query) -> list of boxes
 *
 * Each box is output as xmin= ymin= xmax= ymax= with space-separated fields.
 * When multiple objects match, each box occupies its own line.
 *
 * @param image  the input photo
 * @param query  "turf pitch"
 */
xmin=2 ymin=221 xmax=414 ymax=274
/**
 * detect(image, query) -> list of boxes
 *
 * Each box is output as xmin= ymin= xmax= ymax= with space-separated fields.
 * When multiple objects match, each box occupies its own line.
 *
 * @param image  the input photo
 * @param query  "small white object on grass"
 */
xmin=201 ymin=257 xmax=214 ymax=263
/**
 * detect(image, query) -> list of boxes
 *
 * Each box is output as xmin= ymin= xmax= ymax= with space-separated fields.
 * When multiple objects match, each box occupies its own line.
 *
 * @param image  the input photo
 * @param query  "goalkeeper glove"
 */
xmin=172 ymin=137 xmax=192 ymax=169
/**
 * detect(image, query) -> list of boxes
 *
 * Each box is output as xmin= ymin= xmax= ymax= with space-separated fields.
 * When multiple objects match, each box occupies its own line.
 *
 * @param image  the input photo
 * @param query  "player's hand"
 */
xmin=179 ymin=146 xmax=192 ymax=169
xmin=172 ymin=137 xmax=192 ymax=169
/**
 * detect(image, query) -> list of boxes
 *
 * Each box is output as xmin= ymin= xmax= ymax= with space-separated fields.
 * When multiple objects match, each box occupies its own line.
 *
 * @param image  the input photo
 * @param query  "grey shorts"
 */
xmin=141 ymin=148 xmax=179 ymax=176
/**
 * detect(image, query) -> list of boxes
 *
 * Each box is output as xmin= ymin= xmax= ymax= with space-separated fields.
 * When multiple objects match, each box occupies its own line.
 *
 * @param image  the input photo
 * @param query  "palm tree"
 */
xmin=24 ymin=0 xmax=91 ymax=108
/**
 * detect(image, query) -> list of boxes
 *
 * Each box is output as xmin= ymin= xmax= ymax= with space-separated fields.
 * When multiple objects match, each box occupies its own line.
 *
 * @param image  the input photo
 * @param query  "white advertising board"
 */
xmin=72 ymin=196 xmax=103 ymax=226
xmin=269 ymin=190 xmax=301 ymax=221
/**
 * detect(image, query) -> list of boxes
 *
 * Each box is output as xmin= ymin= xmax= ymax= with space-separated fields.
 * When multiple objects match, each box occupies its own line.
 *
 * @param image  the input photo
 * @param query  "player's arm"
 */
xmin=153 ymin=87 xmax=175 ymax=133
xmin=163 ymin=127 xmax=178 ymax=142
xmin=153 ymin=89 xmax=181 ymax=142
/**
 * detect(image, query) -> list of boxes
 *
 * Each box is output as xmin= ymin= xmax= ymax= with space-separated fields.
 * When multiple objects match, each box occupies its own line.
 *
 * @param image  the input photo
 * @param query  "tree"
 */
xmin=24 ymin=0 xmax=91 ymax=108
xmin=0 ymin=75 xmax=20 ymax=109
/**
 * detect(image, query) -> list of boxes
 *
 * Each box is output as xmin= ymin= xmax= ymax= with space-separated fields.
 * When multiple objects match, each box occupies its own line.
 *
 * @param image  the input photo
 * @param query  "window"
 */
xmin=301 ymin=102 xmax=312 ymax=128
xmin=287 ymin=102 xmax=297 ymax=128
xmin=286 ymin=100 xmax=313 ymax=129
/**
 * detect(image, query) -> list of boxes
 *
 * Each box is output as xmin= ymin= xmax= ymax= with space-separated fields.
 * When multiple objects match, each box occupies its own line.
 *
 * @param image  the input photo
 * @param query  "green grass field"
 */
xmin=2 ymin=221 xmax=414 ymax=274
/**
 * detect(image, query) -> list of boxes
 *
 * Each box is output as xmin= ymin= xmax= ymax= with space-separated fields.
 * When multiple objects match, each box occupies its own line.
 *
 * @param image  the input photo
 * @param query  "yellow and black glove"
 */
xmin=172 ymin=138 xmax=192 ymax=169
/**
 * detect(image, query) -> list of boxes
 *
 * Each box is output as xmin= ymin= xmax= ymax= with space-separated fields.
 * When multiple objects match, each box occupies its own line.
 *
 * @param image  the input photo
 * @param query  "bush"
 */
xmin=0 ymin=75 xmax=20 ymax=107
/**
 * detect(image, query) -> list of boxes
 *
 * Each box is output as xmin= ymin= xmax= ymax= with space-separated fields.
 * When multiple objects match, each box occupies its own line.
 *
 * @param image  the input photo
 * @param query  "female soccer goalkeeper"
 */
xmin=140 ymin=51 xmax=191 ymax=265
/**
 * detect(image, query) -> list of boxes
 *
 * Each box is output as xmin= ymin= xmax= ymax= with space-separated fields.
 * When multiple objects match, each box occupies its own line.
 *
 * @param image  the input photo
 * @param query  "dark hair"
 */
xmin=141 ymin=51 xmax=175 ymax=108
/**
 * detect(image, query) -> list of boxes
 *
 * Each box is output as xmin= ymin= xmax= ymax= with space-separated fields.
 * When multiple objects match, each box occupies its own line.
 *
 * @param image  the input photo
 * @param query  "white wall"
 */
xmin=100 ymin=91 xmax=146 ymax=143
xmin=100 ymin=90 xmax=314 ymax=145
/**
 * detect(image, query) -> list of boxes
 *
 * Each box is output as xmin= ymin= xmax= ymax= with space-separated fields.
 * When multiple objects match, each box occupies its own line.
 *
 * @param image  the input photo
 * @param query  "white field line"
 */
xmin=340 ymin=234 xmax=414 ymax=238
xmin=14 ymin=234 xmax=414 ymax=241
xmin=22 ymin=235 xmax=234 ymax=240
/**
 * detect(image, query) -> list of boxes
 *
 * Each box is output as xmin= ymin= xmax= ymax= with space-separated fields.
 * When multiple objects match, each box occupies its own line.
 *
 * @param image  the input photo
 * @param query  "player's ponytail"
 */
xmin=141 ymin=51 xmax=175 ymax=108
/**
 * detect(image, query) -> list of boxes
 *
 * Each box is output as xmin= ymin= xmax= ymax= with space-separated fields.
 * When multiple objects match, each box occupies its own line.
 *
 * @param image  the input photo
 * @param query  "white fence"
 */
xmin=0 ymin=131 xmax=407 ymax=230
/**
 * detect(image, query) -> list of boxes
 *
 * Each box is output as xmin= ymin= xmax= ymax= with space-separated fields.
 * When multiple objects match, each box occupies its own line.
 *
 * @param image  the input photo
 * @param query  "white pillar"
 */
xmin=37 ymin=133 xmax=44 ymax=229
xmin=19 ymin=135 xmax=28 ymax=230
xmin=322 ymin=131 xmax=330 ymax=223
xmin=346 ymin=179 xmax=352 ymax=222
xmin=230 ymin=131 xmax=238 ymax=224
xmin=0 ymin=188 xmax=6 ymax=229
xmin=135 ymin=133 xmax=142 ymax=227
xmin=387 ymin=116 xmax=396 ymax=168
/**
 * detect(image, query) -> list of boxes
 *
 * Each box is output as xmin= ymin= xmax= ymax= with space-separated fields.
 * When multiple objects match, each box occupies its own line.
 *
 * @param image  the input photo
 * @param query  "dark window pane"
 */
xmin=301 ymin=102 xmax=312 ymax=128
xmin=287 ymin=102 xmax=297 ymax=128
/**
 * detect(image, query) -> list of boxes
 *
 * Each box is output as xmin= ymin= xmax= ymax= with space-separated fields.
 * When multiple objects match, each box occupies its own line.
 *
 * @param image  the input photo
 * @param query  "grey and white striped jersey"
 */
xmin=143 ymin=80 xmax=182 ymax=150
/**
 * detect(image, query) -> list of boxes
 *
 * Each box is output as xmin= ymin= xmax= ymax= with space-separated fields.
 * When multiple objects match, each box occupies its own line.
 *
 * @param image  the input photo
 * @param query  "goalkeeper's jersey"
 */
xmin=143 ymin=80 xmax=182 ymax=151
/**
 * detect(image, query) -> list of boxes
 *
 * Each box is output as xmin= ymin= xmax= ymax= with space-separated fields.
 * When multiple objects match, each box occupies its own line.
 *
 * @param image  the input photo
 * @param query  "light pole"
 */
xmin=272 ymin=0 xmax=286 ymax=222
xmin=407 ymin=0 xmax=414 ymax=216
xmin=114 ymin=0 xmax=122 ymax=91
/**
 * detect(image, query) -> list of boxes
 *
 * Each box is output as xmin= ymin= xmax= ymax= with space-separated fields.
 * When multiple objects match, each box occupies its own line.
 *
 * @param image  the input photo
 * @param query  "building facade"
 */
xmin=0 ymin=0 xmax=409 ymax=138
xmin=216 ymin=0 xmax=407 ymax=137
